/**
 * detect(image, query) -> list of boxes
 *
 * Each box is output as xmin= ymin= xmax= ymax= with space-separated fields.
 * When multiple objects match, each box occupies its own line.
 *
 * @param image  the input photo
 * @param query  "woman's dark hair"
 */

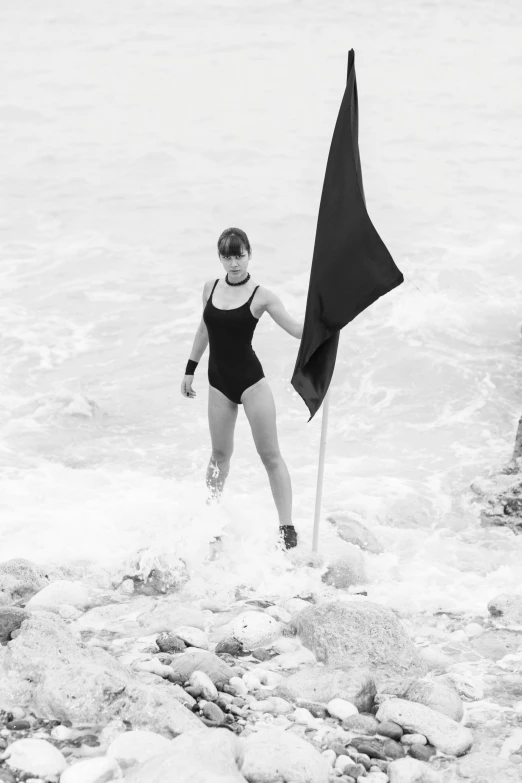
xmin=217 ymin=228 xmax=251 ymax=258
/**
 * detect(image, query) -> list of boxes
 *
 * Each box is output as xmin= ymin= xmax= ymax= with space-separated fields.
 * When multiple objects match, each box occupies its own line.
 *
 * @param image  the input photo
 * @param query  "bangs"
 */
xmin=218 ymin=234 xmax=246 ymax=258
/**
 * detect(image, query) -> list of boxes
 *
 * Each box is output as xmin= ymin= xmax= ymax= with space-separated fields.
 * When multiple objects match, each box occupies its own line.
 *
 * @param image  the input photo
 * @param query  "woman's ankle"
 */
xmin=279 ymin=525 xmax=297 ymax=549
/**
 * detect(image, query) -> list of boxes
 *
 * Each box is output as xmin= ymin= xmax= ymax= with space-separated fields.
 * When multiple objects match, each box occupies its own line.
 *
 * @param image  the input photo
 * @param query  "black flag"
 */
xmin=290 ymin=49 xmax=404 ymax=422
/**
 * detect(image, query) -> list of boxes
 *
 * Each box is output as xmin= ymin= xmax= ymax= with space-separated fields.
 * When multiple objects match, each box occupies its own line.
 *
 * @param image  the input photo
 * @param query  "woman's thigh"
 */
xmin=241 ymin=379 xmax=280 ymax=461
xmin=208 ymin=384 xmax=239 ymax=460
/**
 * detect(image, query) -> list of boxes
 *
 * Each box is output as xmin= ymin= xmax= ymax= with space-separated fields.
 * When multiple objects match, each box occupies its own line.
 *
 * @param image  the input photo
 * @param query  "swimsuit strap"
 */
xmin=247 ymin=285 xmax=260 ymax=303
xmin=209 ymin=278 xmax=219 ymax=302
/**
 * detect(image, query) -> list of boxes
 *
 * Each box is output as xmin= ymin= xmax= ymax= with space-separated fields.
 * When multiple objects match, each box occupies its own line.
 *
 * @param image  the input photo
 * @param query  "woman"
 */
xmin=181 ymin=228 xmax=303 ymax=549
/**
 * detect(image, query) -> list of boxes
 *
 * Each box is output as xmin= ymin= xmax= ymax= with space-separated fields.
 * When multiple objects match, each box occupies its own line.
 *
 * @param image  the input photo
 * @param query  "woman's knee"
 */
xmin=211 ymin=447 xmax=233 ymax=465
xmin=258 ymin=449 xmax=281 ymax=469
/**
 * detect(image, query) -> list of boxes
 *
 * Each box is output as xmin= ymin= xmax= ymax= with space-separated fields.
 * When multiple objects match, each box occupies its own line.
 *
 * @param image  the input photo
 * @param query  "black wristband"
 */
xmin=185 ymin=359 xmax=198 ymax=376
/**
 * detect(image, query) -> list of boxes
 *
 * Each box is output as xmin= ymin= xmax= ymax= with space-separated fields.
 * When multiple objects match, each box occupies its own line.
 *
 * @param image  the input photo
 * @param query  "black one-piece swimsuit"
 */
xmin=203 ymin=278 xmax=265 ymax=405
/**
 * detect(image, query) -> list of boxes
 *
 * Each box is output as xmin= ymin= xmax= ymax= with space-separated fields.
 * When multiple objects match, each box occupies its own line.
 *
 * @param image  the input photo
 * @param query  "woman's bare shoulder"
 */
xmin=253 ymin=285 xmax=275 ymax=317
xmin=256 ymin=285 xmax=277 ymax=304
xmin=202 ymin=278 xmax=219 ymax=303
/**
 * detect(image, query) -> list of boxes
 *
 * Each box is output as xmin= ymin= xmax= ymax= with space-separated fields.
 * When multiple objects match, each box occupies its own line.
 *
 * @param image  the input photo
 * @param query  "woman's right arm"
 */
xmin=187 ymin=282 xmax=211 ymax=362
xmin=181 ymin=282 xmax=210 ymax=398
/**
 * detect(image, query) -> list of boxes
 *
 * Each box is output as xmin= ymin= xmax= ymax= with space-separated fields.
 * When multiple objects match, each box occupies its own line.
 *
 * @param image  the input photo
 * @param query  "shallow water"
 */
xmin=0 ymin=0 xmax=521 ymax=614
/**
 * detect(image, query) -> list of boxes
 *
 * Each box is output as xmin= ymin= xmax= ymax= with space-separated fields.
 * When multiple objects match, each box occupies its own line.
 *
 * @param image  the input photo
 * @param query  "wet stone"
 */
xmin=156 ymin=632 xmax=186 ymax=653
xmin=70 ymin=734 xmax=99 ymax=747
xmin=377 ymin=720 xmax=403 ymax=740
xmin=400 ymin=733 xmax=427 ymax=746
xmin=215 ymin=637 xmax=244 ymax=656
xmin=83 ymin=734 xmax=101 ymax=746
xmin=354 ymin=753 xmax=372 ymax=771
xmin=166 ymin=671 xmax=184 ymax=684
xmin=0 ymin=770 xmax=16 ymax=783
xmin=409 ymin=743 xmax=436 ymax=761
xmin=6 ymin=719 xmax=31 ymax=730
xmin=382 ymin=739 xmax=405 ymax=759
xmin=252 ymin=648 xmax=272 ymax=662
xmin=201 ymin=702 xmax=225 ymax=723
xmin=350 ymin=738 xmax=387 ymax=760
xmin=340 ymin=762 xmax=366 ymax=779
xmin=0 ymin=608 xmax=29 ymax=645
xmin=343 ymin=713 xmax=379 ymax=734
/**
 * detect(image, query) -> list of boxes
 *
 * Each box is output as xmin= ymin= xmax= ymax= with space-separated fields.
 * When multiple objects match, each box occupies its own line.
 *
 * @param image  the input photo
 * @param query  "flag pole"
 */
xmin=312 ymin=388 xmax=330 ymax=551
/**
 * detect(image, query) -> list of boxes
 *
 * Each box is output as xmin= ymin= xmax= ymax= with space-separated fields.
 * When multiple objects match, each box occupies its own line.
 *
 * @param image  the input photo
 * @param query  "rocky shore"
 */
xmin=471 ymin=456 xmax=522 ymax=536
xmin=1 ymin=539 xmax=522 ymax=783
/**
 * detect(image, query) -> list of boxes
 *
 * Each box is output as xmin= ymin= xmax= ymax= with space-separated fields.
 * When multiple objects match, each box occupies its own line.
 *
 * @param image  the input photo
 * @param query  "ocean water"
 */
xmin=1 ymin=0 xmax=521 ymax=615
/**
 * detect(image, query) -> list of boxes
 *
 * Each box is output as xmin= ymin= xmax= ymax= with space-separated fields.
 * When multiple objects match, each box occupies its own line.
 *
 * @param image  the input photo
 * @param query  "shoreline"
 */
xmin=1 ymin=488 xmax=522 ymax=783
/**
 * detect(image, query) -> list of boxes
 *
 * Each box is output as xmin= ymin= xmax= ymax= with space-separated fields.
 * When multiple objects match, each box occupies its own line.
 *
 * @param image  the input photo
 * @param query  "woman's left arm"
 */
xmin=264 ymin=289 xmax=303 ymax=340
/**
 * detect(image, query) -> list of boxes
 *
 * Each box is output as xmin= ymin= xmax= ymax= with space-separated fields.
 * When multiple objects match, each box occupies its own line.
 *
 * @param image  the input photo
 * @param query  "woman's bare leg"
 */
xmin=206 ymin=385 xmax=238 ymax=502
xmin=242 ymin=379 xmax=294 ymax=528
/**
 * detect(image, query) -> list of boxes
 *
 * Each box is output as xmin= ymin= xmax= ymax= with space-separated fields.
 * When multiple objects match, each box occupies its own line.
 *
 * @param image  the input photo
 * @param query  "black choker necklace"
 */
xmin=225 ymin=272 xmax=250 ymax=286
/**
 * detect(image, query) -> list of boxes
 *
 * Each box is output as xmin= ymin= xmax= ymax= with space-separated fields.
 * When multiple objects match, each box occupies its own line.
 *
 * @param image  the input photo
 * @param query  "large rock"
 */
xmin=292 ymin=601 xmax=426 ymax=682
xmin=514 ymin=417 xmax=522 ymax=460
xmin=404 ymin=679 xmax=464 ymax=722
xmin=327 ymin=514 xmax=384 ymax=554
xmin=1 ymin=612 xmax=202 ymax=735
xmin=376 ymin=698 xmax=473 ymax=756
xmin=169 ymin=648 xmax=238 ymax=684
xmin=0 ymin=608 xmax=29 ymax=644
xmin=284 ymin=667 xmax=376 ymax=712
xmin=388 ymin=756 xmax=441 ymax=782
xmin=25 ymin=580 xmax=96 ymax=612
xmin=0 ymin=559 xmax=49 ymax=606
xmin=472 ymin=460 xmax=522 ymax=533
xmin=487 ymin=594 xmax=522 ymax=626
xmin=125 ymin=728 xmax=246 ymax=783
xmin=241 ymin=727 xmax=329 ymax=783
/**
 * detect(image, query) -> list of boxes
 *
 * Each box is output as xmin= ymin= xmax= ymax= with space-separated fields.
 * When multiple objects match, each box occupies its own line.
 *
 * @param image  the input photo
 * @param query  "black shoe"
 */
xmin=279 ymin=525 xmax=298 ymax=550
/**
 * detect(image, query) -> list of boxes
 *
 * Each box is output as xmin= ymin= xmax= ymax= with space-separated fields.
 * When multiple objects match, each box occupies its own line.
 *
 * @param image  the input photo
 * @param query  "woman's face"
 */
xmin=218 ymin=246 xmax=250 ymax=279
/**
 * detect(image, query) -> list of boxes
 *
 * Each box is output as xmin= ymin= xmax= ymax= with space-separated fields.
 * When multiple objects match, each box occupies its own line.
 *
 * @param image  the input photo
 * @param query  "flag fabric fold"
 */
xmin=290 ymin=49 xmax=404 ymax=422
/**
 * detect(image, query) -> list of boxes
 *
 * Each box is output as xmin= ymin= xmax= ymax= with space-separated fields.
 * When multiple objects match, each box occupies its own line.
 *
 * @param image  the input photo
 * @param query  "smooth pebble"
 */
xmin=328 ymin=698 xmax=359 ymax=721
xmin=5 ymin=739 xmax=67 ymax=778
xmin=175 ymin=626 xmax=209 ymax=649
xmin=60 ymin=756 xmax=123 ymax=782
xmin=400 ymin=733 xmax=427 ymax=746
xmin=189 ymin=670 xmax=218 ymax=700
